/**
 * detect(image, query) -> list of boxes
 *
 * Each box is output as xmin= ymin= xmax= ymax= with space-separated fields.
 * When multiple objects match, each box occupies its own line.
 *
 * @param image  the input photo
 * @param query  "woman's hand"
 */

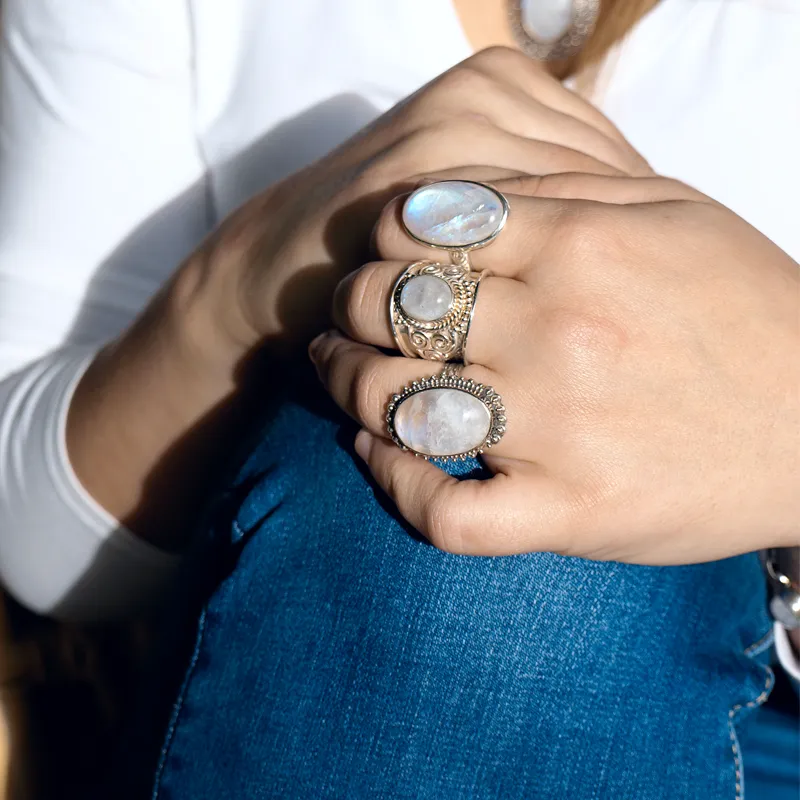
xmin=311 ymin=172 xmax=800 ymax=564
xmin=190 ymin=47 xmax=650 ymax=361
xmin=70 ymin=47 xmax=650 ymax=545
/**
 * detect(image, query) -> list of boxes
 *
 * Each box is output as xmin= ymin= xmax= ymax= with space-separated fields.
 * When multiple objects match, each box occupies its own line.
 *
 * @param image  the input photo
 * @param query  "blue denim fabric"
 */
xmin=152 ymin=383 xmax=776 ymax=800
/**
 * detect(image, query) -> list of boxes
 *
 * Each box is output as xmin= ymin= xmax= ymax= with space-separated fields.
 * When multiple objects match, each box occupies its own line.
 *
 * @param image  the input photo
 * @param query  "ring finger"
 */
xmin=308 ymin=331 xmax=523 ymax=460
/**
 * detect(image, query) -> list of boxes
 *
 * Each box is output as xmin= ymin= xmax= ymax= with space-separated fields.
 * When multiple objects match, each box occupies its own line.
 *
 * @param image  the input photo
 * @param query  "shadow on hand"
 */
xmin=39 ymin=91 xmax=432 ymax=798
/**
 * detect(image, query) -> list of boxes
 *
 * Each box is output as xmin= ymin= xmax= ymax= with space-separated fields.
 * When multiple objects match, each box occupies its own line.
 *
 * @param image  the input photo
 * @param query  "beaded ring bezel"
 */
xmin=386 ymin=368 xmax=507 ymax=462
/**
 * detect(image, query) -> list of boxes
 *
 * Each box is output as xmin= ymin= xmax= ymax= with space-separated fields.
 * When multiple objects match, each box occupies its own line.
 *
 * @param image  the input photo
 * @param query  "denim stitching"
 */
xmin=726 ymin=665 xmax=775 ymax=800
xmin=151 ymin=610 xmax=208 ymax=800
xmin=743 ymin=629 xmax=774 ymax=658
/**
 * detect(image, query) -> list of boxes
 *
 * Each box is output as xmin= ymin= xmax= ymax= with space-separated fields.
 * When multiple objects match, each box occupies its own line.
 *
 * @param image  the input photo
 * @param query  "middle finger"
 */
xmin=332 ymin=261 xmax=530 ymax=372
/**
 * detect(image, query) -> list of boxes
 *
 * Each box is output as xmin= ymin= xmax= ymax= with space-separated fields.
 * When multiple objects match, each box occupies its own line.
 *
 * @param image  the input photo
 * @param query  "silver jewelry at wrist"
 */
xmin=763 ymin=548 xmax=800 ymax=629
xmin=508 ymin=0 xmax=600 ymax=61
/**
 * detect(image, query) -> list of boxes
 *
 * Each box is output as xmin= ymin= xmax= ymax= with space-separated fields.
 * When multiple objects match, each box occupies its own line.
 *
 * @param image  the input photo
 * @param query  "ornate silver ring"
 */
xmin=386 ymin=364 xmax=507 ymax=462
xmin=389 ymin=260 xmax=488 ymax=363
xmin=401 ymin=180 xmax=509 ymax=271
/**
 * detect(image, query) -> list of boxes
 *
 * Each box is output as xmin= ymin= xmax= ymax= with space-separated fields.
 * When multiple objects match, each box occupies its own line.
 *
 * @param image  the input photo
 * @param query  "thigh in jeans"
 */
xmin=152 ymin=391 xmax=774 ymax=800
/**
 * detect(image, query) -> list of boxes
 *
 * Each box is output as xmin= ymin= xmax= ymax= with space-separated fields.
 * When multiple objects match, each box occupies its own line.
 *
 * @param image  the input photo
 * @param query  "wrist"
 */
xmin=67 ymin=269 xmax=246 ymax=548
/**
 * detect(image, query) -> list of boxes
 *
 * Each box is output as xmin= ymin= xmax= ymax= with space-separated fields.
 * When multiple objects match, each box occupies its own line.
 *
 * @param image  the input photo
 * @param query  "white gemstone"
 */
xmin=394 ymin=388 xmax=491 ymax=457
xmin=399 ymin=275 xmax=453 ymax=322
xmin=520 ymin=0 xmax=574 ymax=43
xmin=403 ymin=181 xmax=504 ymax=248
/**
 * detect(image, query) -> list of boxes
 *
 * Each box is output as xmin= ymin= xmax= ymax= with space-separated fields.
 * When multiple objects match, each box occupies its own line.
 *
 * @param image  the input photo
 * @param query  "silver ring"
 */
xmin=386 ymin=364 xmax=507 ymax=462
xmin=389 ymin=261 xmax=488 ymax=363
xmin=402 ymin=180 xmax=509 ymax=271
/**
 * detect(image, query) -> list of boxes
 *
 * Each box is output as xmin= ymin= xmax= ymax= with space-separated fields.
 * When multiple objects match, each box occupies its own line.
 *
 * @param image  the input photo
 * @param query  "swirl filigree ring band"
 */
xmin=389 ymin=260 xmax=487 ymax=363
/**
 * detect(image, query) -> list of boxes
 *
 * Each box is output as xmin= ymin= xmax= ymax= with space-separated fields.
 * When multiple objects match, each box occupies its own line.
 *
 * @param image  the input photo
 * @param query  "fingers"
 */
xmin=492 ymin=173 xmax=710 ymax=205
xmin=373 ymin=187 xmax=566 ymax=277
xmin=332 ymin=261 xmax=529 ymax=371
xmin=446 ymin=76 xmax=642 ymax=176
xmin=464 ymin=48 xmax=644 ymax=157
xmin=354 ymin=432 xmax=576 ymax=556
xmin=373 ymin=174 xmax=710 ymax=268
xmin=309 ymin=332 xmax=521 ymax=460
xmin=411 ymin=49 xmax=649 ymax=176
xmin=381 ymin=122 xmax=631 ymax=196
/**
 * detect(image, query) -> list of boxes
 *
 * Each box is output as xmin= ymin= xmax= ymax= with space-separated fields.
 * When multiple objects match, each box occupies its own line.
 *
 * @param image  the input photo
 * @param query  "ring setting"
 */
xmin=390 ymin=261 xmax=485 ymax=362
xmin=386 ymin=365 xmax=506 ymax=461
xmin=386 ymin=180 xmax=510 ymax=458
xmin=402 ymin=180 xmax=509 ymax=258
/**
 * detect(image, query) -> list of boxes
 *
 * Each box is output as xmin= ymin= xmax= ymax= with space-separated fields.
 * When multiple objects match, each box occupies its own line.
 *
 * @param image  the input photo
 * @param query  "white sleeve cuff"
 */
xmin=0 ymin=347 xmax=182 ymax=621
xmin=774 ymin=623 xmax=800 ymax=682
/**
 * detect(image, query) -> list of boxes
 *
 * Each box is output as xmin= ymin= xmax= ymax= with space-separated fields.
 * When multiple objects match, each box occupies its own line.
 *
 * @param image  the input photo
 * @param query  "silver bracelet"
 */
xmin=763 ymin=548 xmax=800 ymax=629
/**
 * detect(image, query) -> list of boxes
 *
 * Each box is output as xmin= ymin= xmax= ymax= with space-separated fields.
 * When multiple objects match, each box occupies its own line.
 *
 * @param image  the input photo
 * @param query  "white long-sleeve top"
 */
xmin=0 ymin=0 xmax=798 ymax=665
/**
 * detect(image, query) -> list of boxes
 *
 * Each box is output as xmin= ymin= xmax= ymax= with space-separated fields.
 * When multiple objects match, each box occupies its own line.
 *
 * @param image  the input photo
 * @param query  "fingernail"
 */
xmin=354 ymin=429 xmax=374 ymax=461
xmin=308 ymin=331 xmax=328 ymax=362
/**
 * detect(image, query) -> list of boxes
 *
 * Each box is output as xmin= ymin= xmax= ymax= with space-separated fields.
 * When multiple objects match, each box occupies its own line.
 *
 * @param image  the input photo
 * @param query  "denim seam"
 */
xmin=151 ymin=609 xmax=208 ymax=800
xmin=726 ymin=664 xmax=775 ymax=800
xmin=743 ymin=629 xmax=774 ymax=658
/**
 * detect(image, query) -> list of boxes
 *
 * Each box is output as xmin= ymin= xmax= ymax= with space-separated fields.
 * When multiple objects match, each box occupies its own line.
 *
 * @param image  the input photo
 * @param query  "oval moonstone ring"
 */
xmin=387 ymin=366 xmax=506 ymax=461
xmin=402 ymin=180 xmax=509 ymax=254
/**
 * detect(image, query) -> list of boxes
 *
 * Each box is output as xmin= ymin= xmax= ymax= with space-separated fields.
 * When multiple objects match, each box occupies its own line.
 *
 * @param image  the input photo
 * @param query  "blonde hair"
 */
xmin=562 ymin=0 xmax=661 ymax=78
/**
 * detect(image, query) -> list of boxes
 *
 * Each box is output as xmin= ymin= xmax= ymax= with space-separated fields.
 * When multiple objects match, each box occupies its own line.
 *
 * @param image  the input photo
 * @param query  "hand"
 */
xmin=310 ymin=172 xmax=800 ymax=564
xmin=186 ymin=47 xmax=650 ymax=362
xmin=68 ymin=48 xmax=650 ymax=547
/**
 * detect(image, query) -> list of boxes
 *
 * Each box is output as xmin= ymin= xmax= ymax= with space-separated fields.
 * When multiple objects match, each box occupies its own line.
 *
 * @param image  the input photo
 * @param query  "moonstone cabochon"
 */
xmin=399 ymin=275 xmax=454 ymax=322
xmin=393 ymin=388 xmax=492 ymax=457
xmin=402 ymin=181 xmax=507 ymax=249
xmin=520 ymin=0 xmax=574 ymax=43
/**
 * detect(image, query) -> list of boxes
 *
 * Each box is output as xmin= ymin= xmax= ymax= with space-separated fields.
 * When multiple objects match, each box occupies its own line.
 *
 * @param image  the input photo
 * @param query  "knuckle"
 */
xmin=468 ymin=45 xmax=525 ymax=72
xmin=424 ymin=493 xmax=465 ymax=554
xmin=343 ymin=265 xmax=382 ymax=337
xmin=372 ymin=197 xmax=405 ymax=255
xmin=549 ymin=308 xmax=628 ymax=361
xmin=351 ymin=357 xmax=386 ymax=425
xmin=552 ymin=203 xmax=612 ymax=254
xmin=435 ymin=63 xmax=497 ymax=100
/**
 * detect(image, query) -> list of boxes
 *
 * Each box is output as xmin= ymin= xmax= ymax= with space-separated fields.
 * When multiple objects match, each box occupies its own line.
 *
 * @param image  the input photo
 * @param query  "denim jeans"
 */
xmin=151 ymin=379 xmax=778 ymax=799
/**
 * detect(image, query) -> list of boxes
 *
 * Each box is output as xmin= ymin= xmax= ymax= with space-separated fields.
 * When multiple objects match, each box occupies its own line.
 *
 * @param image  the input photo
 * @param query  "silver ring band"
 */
xmin=389 ymin=261 xmax=488 ymax=362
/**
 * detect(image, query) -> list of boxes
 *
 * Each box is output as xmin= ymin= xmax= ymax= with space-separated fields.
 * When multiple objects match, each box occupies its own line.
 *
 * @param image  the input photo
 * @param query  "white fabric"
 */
xmin=0 ymin=0 xmax=796 ymax=667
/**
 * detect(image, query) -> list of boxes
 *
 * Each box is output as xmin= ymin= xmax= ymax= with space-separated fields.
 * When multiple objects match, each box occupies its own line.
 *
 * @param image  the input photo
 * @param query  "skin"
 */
xmin=311 ymin=172 xmax=800 ymax=564
xmin=67 ymin=47 xmax=649 ymax=549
